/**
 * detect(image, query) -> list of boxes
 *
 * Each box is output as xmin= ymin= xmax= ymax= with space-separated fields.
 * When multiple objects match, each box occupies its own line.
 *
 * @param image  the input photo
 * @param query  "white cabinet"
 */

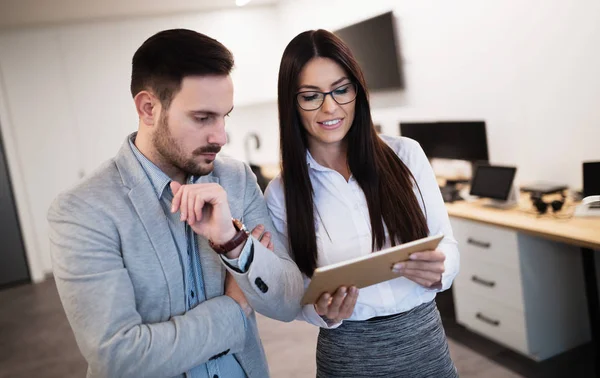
xmin=451 ymin=217 xmax=591 ymax=361
xmin=454 ymin=291 xmax=529 ymax=355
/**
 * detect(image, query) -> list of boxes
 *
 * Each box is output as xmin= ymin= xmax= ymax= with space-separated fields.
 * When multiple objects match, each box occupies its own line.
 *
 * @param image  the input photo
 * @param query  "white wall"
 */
xmin=222 ymin=102 xmax=280 ymax=165
xmin=1 ymin=0 xmax=600 ymax=280
xmin=276 ymin=0 xmax=600 ymax=189
xmin=275 ymin=0 xmax=600 ymax=292
xmin=0 ymin=6 xmax=281 ymax=278
xmin=0 ymin=29 xmax=81 ymax=280
xmin=56 ymin=7 xmax=282 ymax=176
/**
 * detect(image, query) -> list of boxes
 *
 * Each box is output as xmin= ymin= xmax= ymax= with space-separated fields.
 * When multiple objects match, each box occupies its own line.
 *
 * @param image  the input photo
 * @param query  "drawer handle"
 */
xmin=471 ymin=275 xmax=496 ymax=287
xmin=475 ymin=312 xmax=500 ymax=327
xmin=467 ymin=238 xmax=491 ymax=248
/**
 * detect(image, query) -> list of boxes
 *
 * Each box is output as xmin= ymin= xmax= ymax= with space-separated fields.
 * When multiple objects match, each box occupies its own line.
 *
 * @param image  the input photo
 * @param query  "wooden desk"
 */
xmin=446 ymin=197 xmax=600 ymax=250
xmin=446 ymin=196 xmax=600 ymax=372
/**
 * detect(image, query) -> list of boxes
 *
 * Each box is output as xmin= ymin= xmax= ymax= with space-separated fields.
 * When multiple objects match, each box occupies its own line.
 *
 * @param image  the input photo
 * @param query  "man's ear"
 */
xmin=134 ymin=91 xmax=158 ymax=126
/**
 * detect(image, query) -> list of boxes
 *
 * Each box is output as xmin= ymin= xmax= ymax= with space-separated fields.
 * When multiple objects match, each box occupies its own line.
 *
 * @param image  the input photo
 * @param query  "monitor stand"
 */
xmin=482 ymin=185 xmax=519 ymax=209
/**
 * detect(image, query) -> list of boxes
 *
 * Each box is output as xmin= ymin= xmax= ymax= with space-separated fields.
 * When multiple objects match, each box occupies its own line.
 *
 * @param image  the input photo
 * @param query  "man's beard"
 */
xmin=153 ymin=112 xmax=221 ymax=177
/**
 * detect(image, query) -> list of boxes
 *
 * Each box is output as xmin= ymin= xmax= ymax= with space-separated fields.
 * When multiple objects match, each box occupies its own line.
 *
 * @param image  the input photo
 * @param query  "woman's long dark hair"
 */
xmin=278 ymin=29 xmax=428 ymax=277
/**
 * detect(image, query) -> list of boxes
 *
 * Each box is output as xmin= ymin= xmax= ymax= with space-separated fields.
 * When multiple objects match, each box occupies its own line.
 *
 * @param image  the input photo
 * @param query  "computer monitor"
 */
xmin=469 ymin=165 xmax=518 ymax=208
xmin=470 ymin=165 xmax=517 ymax=200
xmin=583 ymin=161 xmax=600 ymax=197
xmin=399 ymin=121 xmax=489 ymax=163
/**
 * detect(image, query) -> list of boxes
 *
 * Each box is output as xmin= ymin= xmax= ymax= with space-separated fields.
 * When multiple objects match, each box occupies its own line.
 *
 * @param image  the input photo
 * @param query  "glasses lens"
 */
xmin=296 ymin=92 xmax=324 ymax=111
xmin=331 ymin=83 xmax=357 ymax=105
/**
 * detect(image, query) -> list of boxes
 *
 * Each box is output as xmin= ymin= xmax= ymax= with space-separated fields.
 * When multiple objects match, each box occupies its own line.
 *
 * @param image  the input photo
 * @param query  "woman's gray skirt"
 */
xmin=316 ymin=300 xmax=458 ymax=378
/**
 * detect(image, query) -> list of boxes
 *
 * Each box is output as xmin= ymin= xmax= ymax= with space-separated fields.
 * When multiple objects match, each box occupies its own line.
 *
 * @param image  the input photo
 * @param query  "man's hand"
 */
xmin=314 ymin=286 xmax=359 ymax=324
xmin=170 ymin=182 xmax=236 ymax=245
xmin=392 ymin=250 xmax=445 ymax=289
xmin=225 ymin=272 xmax=252 ymax=317
xmin=250 ymin=224 xmax=274 ymax=251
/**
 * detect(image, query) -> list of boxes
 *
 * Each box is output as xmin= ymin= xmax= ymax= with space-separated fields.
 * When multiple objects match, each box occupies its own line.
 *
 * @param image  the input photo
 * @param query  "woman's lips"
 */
xmin=317 ymin=118 xmax=343 ymax=130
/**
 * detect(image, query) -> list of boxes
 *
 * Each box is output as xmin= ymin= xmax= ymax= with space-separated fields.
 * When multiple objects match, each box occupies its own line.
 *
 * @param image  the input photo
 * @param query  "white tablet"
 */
xmin=301 ymin=234 xmax=444 ymax=305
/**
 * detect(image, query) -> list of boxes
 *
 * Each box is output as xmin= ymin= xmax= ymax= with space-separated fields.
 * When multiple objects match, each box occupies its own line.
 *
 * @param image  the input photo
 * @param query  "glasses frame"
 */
xmin=295 ymin=82 xmax=358 ymax=111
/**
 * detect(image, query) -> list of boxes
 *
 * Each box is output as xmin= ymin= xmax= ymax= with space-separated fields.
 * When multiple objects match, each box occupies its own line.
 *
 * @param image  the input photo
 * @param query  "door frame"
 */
xmin=0 ymin=64 xmax=45 ymax=283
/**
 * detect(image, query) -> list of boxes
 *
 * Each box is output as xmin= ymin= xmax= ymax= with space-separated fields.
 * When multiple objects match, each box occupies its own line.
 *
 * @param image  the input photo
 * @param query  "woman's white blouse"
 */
xmin=264 ymin=135 xmax=460 ymax=328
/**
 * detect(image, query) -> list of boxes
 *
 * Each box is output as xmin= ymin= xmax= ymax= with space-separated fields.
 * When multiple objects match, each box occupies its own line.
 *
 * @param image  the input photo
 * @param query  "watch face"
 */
xmin=232 ymin=218 xmax=246 ymax=232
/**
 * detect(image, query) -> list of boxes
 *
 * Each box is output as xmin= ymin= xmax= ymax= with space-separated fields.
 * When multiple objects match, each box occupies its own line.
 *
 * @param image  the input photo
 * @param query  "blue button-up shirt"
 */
xmin=129 ymin=136 xmax=249 ymax=378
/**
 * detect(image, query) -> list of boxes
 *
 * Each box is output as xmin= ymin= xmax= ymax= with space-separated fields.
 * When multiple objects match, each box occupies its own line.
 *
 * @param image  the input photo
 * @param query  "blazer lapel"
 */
xmin=129 ymin=184 xmax=185 ymax=314
xmin=116 ymin=134 xmax=226 ymax=306
xmin=115 ymin=135 xmax=185 ymax=315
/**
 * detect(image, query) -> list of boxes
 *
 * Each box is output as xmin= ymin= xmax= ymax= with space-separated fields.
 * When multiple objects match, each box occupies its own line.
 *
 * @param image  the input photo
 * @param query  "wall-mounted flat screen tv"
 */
xmin=334 ymin=11 xmax=404 ymax=90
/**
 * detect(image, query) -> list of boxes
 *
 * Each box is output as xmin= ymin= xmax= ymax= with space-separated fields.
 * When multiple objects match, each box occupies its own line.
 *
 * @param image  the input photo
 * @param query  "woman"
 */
xmin=264 ymin=29 xmax=460 ymax=377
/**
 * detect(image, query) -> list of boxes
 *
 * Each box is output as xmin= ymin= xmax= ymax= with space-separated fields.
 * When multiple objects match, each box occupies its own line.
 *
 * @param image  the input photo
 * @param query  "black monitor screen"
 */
xmin=335 ymin=12 xmax=403 ymax=90
xmin=399 ymin=121 xmax=489 ymax=162
xmin=583 ymin=161 xmax=600 ymax=197
xmin=469 ymin=165 xmax=517 ymax=200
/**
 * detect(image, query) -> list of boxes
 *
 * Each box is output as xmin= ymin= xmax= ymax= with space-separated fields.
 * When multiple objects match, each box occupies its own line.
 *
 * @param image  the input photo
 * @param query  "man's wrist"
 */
xmin=209 ymin=219 xmax=249 ymax=255
xmin=224 ymin=240 xmax=246 ymax=260
xmin=212 ymin=224 xmax=237 ymax=245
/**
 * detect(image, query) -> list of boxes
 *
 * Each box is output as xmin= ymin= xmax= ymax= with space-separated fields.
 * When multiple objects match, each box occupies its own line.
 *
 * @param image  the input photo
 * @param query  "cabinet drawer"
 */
xmin=454 ymin=289 xmax=529 ymax=356
xmin=450 ymin=217 xmax=520 ymax=270
xmin=454 ymin=257 xmax=525 ymax=311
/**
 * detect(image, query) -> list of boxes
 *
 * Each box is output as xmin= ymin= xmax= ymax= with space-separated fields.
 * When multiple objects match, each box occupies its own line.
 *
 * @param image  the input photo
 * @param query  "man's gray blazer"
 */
xmin=47 ymin=135 xmax=304 ymax=378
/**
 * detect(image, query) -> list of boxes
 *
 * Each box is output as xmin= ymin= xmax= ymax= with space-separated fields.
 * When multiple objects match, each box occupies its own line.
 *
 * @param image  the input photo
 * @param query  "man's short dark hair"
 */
xmin=131 ymin=29 xmax=234 ymax=108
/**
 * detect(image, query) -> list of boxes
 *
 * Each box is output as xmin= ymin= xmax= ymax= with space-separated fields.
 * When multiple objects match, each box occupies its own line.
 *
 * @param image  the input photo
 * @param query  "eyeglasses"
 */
xmin=296 ymin=83 xmax=358 ymax=111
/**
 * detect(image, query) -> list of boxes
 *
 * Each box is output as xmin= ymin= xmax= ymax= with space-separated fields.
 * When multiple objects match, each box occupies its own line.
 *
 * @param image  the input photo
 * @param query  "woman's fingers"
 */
xmin=337 ymin=286 xmax=359 ymax=319
xmin=393 ymin=260 xmax=445 ymax=273
xmin=314 ymin=286 xmax=359 ymax=322
xmin=408 ymin=250 xmax=445 ymax=262
xmin=315 ymin=293 xmax=332 ymax=315
xmin=401 ymin=268 xmax=441 ymax=284
xmin=250 ymin=225 xmax=264 ymax=240
xmin=249 ymin=225 xmax=274 ymax=251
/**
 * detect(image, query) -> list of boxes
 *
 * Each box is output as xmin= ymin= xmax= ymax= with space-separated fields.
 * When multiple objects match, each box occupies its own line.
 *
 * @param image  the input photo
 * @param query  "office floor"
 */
xmin=0 ymin=279 xmax=594 ymax=378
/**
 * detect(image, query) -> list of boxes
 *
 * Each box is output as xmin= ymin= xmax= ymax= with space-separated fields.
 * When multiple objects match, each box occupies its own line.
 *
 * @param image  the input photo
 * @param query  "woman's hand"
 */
xmin=250 ymin=224 xmax=274 ymax=251
xmin=314 ymin=286 xmax=359 ymax=324
xmin=392 ymin=250 xmax=445 ymax=289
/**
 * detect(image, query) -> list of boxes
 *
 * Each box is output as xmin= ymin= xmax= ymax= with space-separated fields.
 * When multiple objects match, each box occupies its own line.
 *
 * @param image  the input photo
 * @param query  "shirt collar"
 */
xmin=305 ymin=148 xmax=356 ymax=183
xmin=305 ymin=149 xmax=333 ymax=172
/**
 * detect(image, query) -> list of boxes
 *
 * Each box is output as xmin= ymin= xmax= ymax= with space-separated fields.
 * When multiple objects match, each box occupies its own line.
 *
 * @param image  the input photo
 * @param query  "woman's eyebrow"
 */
xmin=298 ymin=76 xmax=349 ymax=91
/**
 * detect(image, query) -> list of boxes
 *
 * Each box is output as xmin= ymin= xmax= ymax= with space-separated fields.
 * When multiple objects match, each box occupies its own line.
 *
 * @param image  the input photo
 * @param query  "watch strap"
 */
xmin=209 ymin=219 xmax=249 ymax=255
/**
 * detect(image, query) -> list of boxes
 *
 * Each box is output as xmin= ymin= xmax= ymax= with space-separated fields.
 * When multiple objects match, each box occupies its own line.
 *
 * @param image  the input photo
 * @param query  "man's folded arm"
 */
xmin=48 ymin=193 xmax=246 ymax=378
xmin=222 ymin=163 xmax=304 ymax=322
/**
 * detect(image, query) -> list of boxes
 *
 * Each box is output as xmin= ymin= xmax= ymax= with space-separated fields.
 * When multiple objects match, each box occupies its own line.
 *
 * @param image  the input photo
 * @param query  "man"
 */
xmin=48 ymin=29 xmax=304 ymax=378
